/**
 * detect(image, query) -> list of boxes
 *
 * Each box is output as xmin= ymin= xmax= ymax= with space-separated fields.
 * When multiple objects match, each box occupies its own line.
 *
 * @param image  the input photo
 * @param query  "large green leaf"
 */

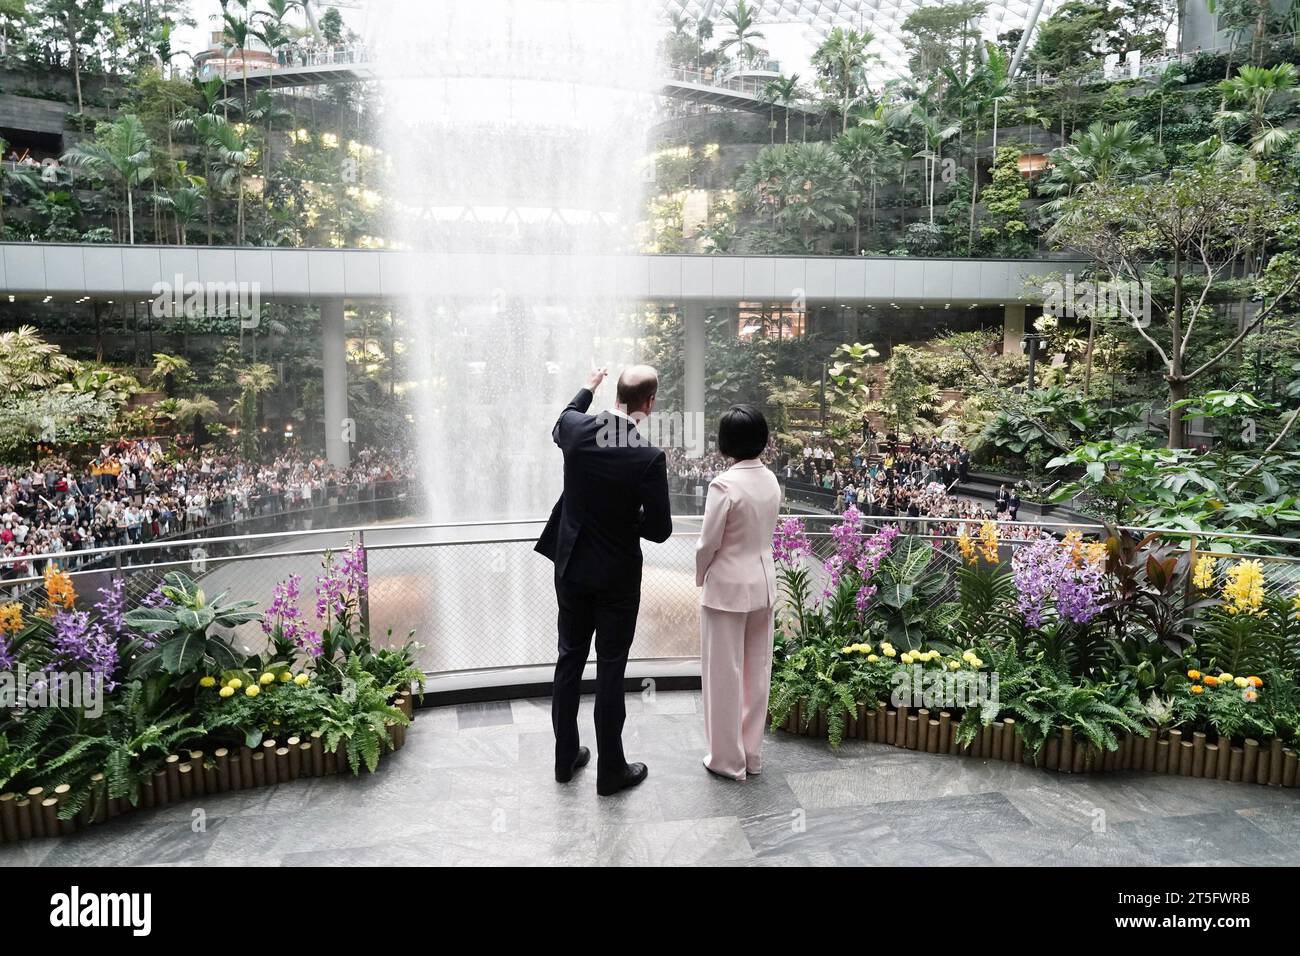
xmin=205 ymin=637 xmax=243 ymax=671
xmin=123 ymin=608 xmax=180 ymax=633
xmin=161 ymin=632 xmax=205 ymax=674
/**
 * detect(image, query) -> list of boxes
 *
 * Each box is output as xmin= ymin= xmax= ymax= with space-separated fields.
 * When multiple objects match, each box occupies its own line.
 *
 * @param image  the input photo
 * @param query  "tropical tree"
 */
xmin=718 ymin=0 xmax=765 ymax=67
xmin=1052 ymin=163 xmax=1300 ymax=448
xmin=0 ymin=326 xmax=78 ymax=394
xmin=763 ymin=74 xmax=802 ymax=144
xmin=0 ymin=135 xmax=42 ymax=232
xmin=171 ymin=79 xmax=239 ymax=244
xmin=61 ymin=115 xmax=155 ymax=244
xmin=736 ymin=143 xmax=855 ymax=251
xmin=231 ymin=363 xmax=277 ymax=457
xmin=811 ymin=27 xmax=875 ymax=134
xmin=1216 ymin=63 xmax=1298 ymax=157
xmin=1147 ymin=63 xmax=1186 ymax=148
xmin=149 ymin=353 xmax=193 ymax=397
xmin=836 ymin=125 xmax=897 ymax=251
xmin=1039 ymin=120 xmax=1163 ymax=216
xmin=206 ymin=121 xmax=255 ymax=244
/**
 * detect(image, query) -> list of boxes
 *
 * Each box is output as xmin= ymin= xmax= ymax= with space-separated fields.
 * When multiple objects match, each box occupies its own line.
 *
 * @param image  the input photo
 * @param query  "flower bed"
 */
xmin=768 ymin=512 xmax=1300 ymax=791
xmin=0 ymin=540 xmax=423 ymax=847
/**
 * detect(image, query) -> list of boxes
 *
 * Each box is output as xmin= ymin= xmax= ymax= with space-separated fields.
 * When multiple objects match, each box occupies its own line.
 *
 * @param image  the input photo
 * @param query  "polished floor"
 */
xmin=3 ymin=691 xmax=1299 ymax=867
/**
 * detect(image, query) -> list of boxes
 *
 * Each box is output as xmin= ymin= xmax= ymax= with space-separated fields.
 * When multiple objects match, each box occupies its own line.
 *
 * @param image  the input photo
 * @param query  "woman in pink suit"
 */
xmin=695 ymin=405 xmax=781 ymax=781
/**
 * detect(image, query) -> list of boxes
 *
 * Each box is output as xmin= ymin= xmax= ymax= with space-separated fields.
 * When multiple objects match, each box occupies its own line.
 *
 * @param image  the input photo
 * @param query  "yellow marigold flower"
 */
xmin=1192 ymin=555 xmax=1217 ymax=590
xmin=901 ymin=653 xmax=914 ymax=665
xmin=841 ymin=646 xmax=854 ymax=654
xmin=1203 ymin=675 xmax=1219 ymax=687
xmin=245 ymin=685 xmax=260 ymax=697
xmin=1234 ymin=677 xmax=1249 ymax=689
xmin=1190 ymin=685 xmax=1204 ymax=695
xmin=1222 ymin=560 xmax=1266 ymax=617
xmin=861 ymin=644 xmax=872 ymax=655
xmin=948 ymin=661 xmax=960 ymax=671
xmin=259 ymin=672 xmax=275 ymax=685
xmin=883 ymin=647 xmax=896 ymax=658
xmin=962 ymin=650 xmax=976 ymax=663
xmin=1247 ymin=676 xmax=1262 ymax=688
xmin=226 ymin=678 xmax=243 ymax=690
xmin=978 ymin=521 xmax=999 ymax=564
xmin=867 ymin=654 xmax=879 ymax=663
xmin=1219 ymin=673 xmax=1233 ymax=683
xmin=218 ymin=686 xmax=235 ymax=698
xmin=279 ymin=671 xmax=293 ymax=682
xmin=294 ymin=673 xmax=310 ymax=685
xmin=1187 ymin=669 xmax=1201 ymax=681
xmin=199 ymin=676 xmax=217 ymax=688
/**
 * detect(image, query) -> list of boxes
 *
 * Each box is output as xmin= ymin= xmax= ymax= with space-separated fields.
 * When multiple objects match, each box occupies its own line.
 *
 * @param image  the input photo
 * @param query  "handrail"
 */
xmin=4 ymin=511 xmax=1295 ymax=579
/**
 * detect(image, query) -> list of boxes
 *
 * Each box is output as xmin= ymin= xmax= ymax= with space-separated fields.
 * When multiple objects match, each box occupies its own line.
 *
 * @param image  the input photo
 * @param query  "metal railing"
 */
xmin=6 ymin=509 xmax=1298 ymax=678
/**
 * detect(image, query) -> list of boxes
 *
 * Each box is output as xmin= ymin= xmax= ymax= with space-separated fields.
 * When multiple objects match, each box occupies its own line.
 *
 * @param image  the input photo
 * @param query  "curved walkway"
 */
xmin=3 ymin=691 xmax=1298 ymax=867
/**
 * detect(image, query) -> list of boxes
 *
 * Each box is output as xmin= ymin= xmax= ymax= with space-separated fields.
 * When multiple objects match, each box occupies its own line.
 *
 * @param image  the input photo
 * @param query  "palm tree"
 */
xmin=171 ymin=80 xmax=239 ymax=244
xmin=0 ymin=326 xmax=78 ymax=394
xmin=173 ymin=394 xmax=219 ymax=442
xmin=1148 ymin=64 xmax=1186 ymax=148
xmin=0 ymin=136 xmax=42 ymax=232
xmin=718 ymin=0 xmax=765 ymax=68
xmin=222 ymin=2 xmax=255 ymax=111
xmin=983 ymin=43 xmax=1013 ymax=154
xmin=763 ymin=74 xmax=802 ymax=143
xmin=1041 ymin=121 xmax=1163 ymax=205
xmin=908 ymin=96 xmax=960 ymax=226
xmin=1217 ymin=63 xmax=1298 ymax=156
xmin=206 ymin=121 xmax=255 ymax=244
xmin=231 ymin=363 xmax=277 ymax=456
xmin=157 ymin=176 xmax=205 ymax=246
xmin=836 ymin=125 xmax=896 ymax=252
xmin=149 ymin=353 xmax=192 ymax=396
xmin=61 ymin=115 xmax=155 ymax=244
xmin=811 ymin=27 xmax=875 ymax=134
xmin=243 ymin=89 xmax=291 ymax=181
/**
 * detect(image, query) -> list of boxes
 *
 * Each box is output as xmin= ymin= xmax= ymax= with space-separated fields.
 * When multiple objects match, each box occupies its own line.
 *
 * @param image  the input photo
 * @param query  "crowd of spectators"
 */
xmin=0 ymin=440 xmax=411 ymax=580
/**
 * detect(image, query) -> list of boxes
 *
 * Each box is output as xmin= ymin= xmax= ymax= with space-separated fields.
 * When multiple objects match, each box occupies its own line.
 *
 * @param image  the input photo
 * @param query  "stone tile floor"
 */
xmin=2 ymin=691 xmax=1298 ymax=867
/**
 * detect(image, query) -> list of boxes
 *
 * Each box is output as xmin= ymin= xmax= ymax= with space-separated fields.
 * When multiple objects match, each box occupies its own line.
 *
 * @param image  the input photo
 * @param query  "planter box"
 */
xmin=0 ymin=691 xmax=415 ymax=847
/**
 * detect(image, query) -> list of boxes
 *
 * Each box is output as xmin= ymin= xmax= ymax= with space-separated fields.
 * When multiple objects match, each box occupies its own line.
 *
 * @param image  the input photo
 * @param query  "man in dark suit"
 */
xmin=536 ymin=365 xmax=673 ymax=796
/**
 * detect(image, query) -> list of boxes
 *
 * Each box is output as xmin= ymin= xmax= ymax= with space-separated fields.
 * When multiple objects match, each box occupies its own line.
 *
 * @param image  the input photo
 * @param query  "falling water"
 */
xmin=363 ymin=1 xmax=665 ymax=668
xmin=372 ymin=0 xmax=659 ymax=523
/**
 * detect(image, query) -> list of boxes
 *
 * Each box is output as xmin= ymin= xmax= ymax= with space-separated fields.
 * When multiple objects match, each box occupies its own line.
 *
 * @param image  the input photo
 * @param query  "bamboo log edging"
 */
xmin=0 ymin=706 xmax=417 ymax=847
xmin=774 ymin=704 xmax=1300 ymax=795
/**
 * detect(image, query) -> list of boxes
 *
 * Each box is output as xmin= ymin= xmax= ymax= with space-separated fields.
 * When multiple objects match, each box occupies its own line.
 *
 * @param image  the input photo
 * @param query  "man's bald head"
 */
xmin=617 ymin=365 xmax=659 ymax=417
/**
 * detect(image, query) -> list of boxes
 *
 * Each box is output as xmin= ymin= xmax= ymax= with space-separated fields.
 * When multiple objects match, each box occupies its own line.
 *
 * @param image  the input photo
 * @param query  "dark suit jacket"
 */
xmin=535 ymin=388 xmax=673 ymax=592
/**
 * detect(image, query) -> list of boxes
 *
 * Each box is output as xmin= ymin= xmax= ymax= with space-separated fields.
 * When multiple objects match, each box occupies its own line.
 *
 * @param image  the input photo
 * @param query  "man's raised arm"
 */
xmin=552 ymin=367 xmax=608 ymax=447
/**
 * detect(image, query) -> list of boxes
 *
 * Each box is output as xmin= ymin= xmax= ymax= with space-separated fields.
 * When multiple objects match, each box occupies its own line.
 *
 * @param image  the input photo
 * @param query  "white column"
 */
xmin=683 ymin=303 xmax=706 ymax=440
xmin=1002 ymin=303 xmax=1026 ymax=355
xmin=320 ymin=298 xmax=350 ymax=468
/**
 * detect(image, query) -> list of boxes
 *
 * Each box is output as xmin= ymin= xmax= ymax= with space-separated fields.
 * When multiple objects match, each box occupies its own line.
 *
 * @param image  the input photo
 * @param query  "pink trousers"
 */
xmin=700 ymin=604 xmax=773 ymax=780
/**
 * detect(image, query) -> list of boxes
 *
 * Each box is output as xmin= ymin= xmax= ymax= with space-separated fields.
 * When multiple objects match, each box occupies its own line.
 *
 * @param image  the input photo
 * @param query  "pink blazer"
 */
xmin=695 ymin=459 xmax=782 ymax=612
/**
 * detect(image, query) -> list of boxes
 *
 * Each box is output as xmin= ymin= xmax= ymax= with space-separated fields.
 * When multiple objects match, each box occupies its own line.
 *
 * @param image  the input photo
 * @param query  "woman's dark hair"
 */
xmin=717 ymin=404 xmax=769 ymax=460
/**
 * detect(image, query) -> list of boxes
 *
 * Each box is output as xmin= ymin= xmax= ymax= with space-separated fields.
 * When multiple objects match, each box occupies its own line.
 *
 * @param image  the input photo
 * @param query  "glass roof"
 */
xmin=663 ymin=0 xmax=1064 ymax=80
